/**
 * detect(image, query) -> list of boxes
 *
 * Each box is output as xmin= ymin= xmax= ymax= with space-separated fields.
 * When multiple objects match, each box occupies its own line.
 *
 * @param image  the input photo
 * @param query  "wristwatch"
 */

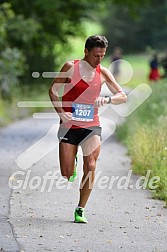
xmin=105 ymin=96 xmax=112 ymax=104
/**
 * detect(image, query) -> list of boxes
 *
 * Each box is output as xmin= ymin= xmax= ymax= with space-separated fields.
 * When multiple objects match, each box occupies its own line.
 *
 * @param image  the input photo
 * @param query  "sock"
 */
xmin=76 ymin=206 xmax=84 ymax=210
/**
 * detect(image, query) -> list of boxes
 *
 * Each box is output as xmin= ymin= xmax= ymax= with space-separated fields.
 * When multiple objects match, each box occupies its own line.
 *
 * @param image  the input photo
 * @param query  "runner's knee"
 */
xmin=84 ymin=159 xmax=96 ymax=173
xmin=60 ymin=165 xmax=74 ymax=179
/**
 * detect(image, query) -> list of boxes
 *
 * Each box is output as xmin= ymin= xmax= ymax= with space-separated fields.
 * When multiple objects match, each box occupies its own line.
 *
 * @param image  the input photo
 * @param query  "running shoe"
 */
xmin=68 ymin=155 xmax=78 ymax=182
xmin=74 ymin=208 xmax=88 ymax=223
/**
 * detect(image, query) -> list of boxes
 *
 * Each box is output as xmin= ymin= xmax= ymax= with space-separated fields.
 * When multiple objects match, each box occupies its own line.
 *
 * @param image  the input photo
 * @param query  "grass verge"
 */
xmin=117 ymin=79 xmax=167 ymax=206
xmin=0 ymin=82 xmax=51 ymax=127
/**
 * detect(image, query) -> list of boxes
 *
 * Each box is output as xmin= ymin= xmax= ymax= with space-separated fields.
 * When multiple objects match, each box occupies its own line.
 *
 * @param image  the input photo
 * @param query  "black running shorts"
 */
xmin=57 ymin=126 xmax=102 ymax=145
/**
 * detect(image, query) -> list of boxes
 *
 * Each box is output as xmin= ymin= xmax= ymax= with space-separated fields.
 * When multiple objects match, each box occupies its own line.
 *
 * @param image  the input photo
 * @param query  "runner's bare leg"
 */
xmin=78 ymin=135 xmax=101 ymax=208
xmin=59 ymin=142 xmax=78 ymax=179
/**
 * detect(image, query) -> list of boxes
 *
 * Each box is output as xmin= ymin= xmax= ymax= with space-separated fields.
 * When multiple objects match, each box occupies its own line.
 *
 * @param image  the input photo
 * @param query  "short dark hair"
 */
xmin=85 ymin=35 xmax=108 ymax=51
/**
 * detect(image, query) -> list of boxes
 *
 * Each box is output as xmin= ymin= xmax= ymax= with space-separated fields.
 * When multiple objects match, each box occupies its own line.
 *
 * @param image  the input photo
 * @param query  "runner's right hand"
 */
xmin=60 ymin=112 xmax=72 ymax=123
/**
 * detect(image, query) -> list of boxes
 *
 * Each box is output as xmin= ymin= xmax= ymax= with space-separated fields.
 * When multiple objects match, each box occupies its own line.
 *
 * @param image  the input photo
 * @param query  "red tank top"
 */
xmin=61 ymin=60 xmax=102 ymax=128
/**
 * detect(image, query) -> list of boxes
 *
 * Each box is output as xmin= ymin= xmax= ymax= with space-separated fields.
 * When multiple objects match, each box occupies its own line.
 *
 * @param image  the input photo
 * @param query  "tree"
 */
xmin=102 ymin=0 xmax=167 ymax=53
xmin=0 ymin=3 xmax=27 ymax=99
xmin=1 ymin=0 xmax=106 ymax=79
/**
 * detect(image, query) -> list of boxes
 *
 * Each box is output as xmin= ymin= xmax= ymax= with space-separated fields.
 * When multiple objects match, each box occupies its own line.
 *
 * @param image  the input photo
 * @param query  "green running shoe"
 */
xmin=68 ymin=155 xmax=78 ymax=182
xmin=74 ymin=208 xmax=88 ymax=223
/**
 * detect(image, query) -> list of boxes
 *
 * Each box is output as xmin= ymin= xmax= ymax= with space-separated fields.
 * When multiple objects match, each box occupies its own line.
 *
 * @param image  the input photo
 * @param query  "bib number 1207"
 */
xmin=75 ymin=109 xmax=91 ymax=117
xmin=72 ymin=103 xmax=94 ymax=121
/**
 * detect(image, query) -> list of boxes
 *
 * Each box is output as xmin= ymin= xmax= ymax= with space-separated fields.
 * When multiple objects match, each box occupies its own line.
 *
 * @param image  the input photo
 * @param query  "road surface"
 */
xmin=0 ymin=98 xmax=167 ymax=252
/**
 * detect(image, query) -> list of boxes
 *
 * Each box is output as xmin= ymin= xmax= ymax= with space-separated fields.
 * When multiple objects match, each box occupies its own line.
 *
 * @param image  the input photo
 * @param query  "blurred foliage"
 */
xmin=0 ymin=3 xmax=27 ymax=100
xmin=0 ymin=0 xmax=161 ymax=98
xmin=0 ymin=47 xmax=26 ymax=86
xmin=1 ymin=0 xmax=106 ymax=83
xmin=102 ymin=0 xmax=167 ymax=54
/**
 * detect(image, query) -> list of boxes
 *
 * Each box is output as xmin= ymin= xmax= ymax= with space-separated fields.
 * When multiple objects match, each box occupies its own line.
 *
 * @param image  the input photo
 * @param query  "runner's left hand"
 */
xmin=95 ymin=96 xmax=109 ymax=107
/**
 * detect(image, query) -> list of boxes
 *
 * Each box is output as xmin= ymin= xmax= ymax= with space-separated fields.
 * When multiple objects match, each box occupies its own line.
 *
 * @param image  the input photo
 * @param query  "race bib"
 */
xmin=72 ymin=103 xmax=94 ymax=121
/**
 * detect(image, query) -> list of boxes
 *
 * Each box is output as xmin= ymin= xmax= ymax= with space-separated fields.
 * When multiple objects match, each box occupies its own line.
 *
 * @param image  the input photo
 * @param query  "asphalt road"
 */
xmin=0 ymin=93 xmax=167 ymax=252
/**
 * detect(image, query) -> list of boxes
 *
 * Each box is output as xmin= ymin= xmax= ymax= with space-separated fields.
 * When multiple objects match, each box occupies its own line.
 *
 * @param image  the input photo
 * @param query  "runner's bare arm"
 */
xmin=49 ymin=61 xmax=74 ymax=122
xmin=101 ymin=66 xmax=127 ymax=104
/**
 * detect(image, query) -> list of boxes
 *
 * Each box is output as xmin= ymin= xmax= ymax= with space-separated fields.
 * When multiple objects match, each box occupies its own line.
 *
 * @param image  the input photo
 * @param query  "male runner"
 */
xmin=49 ymin=35 xmax=127 ymax=223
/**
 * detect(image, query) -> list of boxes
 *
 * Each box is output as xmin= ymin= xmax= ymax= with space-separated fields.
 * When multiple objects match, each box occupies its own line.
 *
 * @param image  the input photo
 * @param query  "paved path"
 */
xmin=0 ymin=103 xmax=167 ymax=252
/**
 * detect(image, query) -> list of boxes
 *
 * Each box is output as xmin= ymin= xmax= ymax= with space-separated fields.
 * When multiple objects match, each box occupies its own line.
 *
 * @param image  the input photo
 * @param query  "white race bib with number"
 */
xmin=72 ymin=103 xmax=94 ymax=121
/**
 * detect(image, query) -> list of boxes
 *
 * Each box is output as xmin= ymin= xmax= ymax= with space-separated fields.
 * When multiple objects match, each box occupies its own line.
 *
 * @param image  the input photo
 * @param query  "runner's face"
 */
xmin=85 ymin=47 xmax=106 ymax=68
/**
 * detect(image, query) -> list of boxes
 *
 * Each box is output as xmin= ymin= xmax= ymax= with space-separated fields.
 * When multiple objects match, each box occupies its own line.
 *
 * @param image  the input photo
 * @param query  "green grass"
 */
xmin=0 ymin=82 xmax=50 ymax=127
xmin=124 ymin=54 xmax=164 ymax=88
xmin=117 ymin=79 xmax=167 ymax=205
xmin=123 ymin=54 xmax=149 ymax=88
xmin=101 ymin=54 xmax=149 ymax=87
